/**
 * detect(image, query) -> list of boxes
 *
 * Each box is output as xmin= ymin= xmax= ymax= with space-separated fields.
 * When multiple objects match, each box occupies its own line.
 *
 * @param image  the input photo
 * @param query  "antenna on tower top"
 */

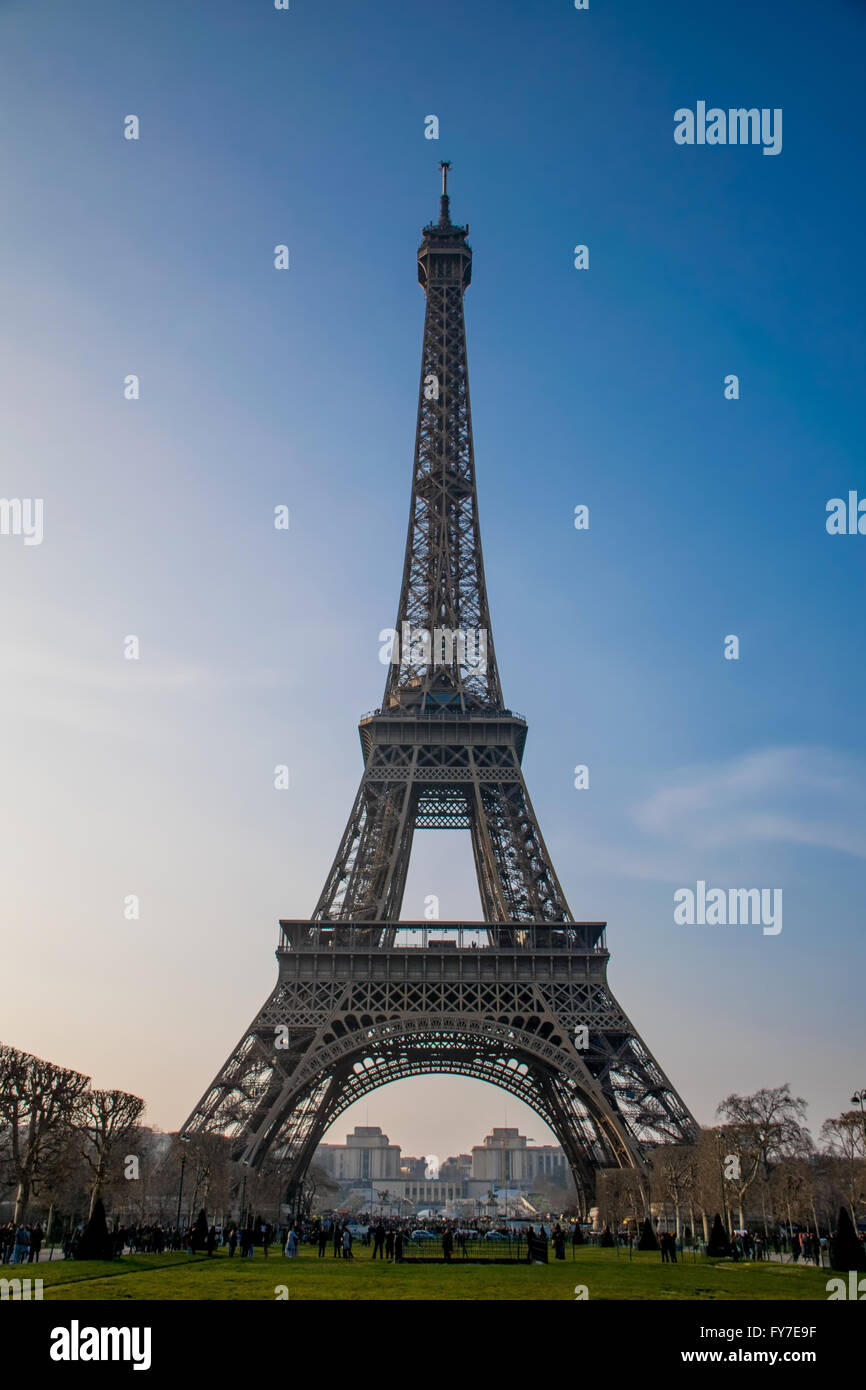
xmin=438 ymin=160 xmax=452 ymax=225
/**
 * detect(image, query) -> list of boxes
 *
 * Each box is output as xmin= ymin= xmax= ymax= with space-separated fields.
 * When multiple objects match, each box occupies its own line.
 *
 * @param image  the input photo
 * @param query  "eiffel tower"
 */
xmin=181 ymin=166 xmax=697 ymax=1204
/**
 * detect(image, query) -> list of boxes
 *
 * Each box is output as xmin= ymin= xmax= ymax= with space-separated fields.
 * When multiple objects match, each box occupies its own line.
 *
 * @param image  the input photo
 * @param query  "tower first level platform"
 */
xmin=184 ymin=920 xmax=697 ymax=1201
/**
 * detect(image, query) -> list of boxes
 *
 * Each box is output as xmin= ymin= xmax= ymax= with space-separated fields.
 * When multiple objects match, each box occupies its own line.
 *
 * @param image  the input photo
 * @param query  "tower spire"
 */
xmin=438 ymin=159 xmax=451 ymax=226
xmin=391 ymin=161 xmax=488 ymax=715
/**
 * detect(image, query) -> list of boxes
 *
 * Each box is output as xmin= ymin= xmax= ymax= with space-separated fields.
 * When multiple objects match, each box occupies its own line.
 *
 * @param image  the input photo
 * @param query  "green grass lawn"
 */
xmin=29 ymin=1245 xmax=831 ymax=1301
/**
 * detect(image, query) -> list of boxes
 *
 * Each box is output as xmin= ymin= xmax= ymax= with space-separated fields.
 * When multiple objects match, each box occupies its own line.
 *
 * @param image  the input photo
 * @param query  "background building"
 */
xmin=315 ymin=1126 xmax=401 ymax=1182
xmin=400 ymin=1156 xmax=427 ymax=1180
xmin=314 ymin=1124 xmax=568 ymax=1212
xmin=471 ymin=1127 xmax=533 ymax=1184
xmin=439 ymin=1154 xmax=472 ymax=1183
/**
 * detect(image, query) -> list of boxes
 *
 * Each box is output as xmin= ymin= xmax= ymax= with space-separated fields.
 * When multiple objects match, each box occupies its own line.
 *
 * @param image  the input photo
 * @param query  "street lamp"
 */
xmin=851 ymin=1091 xmax=866 ymax=1146
xmin=175 ymin=1152 xmax=187 ymax=1237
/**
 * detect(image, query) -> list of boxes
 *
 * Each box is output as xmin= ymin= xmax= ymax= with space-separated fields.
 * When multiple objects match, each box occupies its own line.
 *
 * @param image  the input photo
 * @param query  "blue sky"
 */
xmin=0 ymin=0 xmax=863 ymax=1158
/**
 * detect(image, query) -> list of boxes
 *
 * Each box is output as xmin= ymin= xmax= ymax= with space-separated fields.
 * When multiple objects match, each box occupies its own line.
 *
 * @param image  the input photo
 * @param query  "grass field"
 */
xmin=27 ymin=1246 xmax=831 ymax=1301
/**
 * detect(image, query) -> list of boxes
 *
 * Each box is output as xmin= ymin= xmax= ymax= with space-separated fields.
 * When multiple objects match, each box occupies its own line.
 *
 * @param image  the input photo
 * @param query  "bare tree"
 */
xmin=182 ymin=1132 xmax=232 ymax=1222
xmin=300 ymin=1162 xmax=340 ymax=1218
xmin=0 ymin=1044 xmax=91 ymax=1222
xmin=529 ymin=1173 xmax=571 ymax=1216
xmin=716 ymin=1084 xmax=811 ymax=1230
xmin=689 ymin=1129 xmax=725 ymax=1241
xmin=768 ymin=1157 xmax=803 ymax=1237
xmin=75 ymin=1088 xmax=146 ymax=1216
xmin=596 ymin=1168 xmax=643 ymax=1234
xmin=651 ymin=1144 xmax=696 ymax=1239
xmin=820 ymin=1112 xmax=866 ymax=1221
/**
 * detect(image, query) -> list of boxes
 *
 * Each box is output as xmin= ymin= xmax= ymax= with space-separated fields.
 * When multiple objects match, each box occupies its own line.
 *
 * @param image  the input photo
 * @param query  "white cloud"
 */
xmin=630 ymin=747 xmax=866 ymax=860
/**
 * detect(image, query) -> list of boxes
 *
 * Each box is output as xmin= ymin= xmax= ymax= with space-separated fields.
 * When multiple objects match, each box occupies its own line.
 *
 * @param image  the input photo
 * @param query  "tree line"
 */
xmin=0 ymin=1043 xmax=337 ymax=1235
xmin=2 ymin=1045 xmax=863 ymax=1239
xmin=596 ymin=1084 xmax=866 ymax=1239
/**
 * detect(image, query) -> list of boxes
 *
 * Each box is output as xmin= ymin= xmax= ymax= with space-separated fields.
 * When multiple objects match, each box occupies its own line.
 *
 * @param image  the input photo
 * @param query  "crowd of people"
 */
xmin=0 ymin=1222 xmax=43 ymax=1265
xmin=281 ymin=1217 xmax=566 ymax=1263
xmin=790 ymin=1231 xmax=823 ymax=1263
xmin=2 ymin=1212 xmax=844 ymax=1267
xmin=1 ymin=1212 xmax=557 ymax=1265
xmin=593 ymin=1223 xmax=833 ymax=1266
xmin=649 ymin=1227 xmax=827 ymax=1264
xmin=659 ymin=1231 xmax=678 ymax=1262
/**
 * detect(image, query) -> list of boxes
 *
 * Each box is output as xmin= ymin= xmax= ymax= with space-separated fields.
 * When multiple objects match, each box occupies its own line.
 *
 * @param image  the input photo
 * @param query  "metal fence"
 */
xmin=400 ymin=1234 xmax=540 ymax=1262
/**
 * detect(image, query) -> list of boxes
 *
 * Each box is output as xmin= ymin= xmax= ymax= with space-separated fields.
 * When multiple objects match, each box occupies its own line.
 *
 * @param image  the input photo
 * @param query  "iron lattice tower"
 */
xmin=181 ymin=167 xmax=697 ymax=1203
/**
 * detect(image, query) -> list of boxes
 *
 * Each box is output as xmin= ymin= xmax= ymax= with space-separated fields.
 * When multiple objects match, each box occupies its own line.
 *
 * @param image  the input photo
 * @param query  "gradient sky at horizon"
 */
xmin=1 ymin=0 xmax=864 ymax=1160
